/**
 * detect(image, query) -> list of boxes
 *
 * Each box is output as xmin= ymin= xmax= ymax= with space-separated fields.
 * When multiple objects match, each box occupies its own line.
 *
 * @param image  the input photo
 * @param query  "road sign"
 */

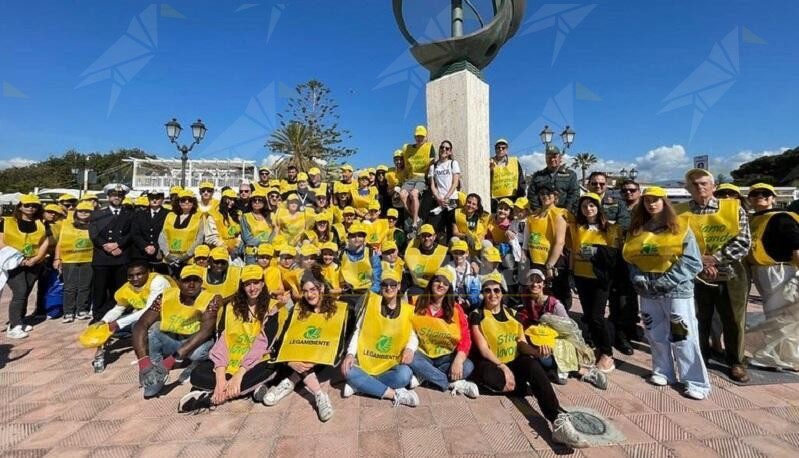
xmin=693 ymin=155 xmax=709 ymax=170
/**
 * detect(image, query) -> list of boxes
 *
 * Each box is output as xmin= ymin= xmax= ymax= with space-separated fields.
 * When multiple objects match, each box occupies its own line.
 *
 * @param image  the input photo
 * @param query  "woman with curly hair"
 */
xmin=178 ymin=265 xmax=290 ymax=413
xmin=261 ymin=266 xmax=349 ymax=422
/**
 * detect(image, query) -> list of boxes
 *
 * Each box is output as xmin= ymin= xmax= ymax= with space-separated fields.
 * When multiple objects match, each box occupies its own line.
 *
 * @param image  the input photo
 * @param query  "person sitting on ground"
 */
xmin=340 ymin=270 xmax=420 ymax=407
xmin=262 ymin=267 xmax=350 ymax=422
xmin=132 ymin=265 xmax=221 ymax=398
xmin=202 ymin=246 xmax=241 ymax=306
xmin=408 ymin=268 xmax=479 ymax=398
xmin=469 ymin=272 xmax=590 ymax=449
xmin=445 ymin=239 xmax=481 ymax=311
xmin=404 ymin=224 xmax=448 ymax=297
xmin=179 ymin=265 xmax=290 ymax=413
xmin=624 ymin=187 xmax=709 ymax=400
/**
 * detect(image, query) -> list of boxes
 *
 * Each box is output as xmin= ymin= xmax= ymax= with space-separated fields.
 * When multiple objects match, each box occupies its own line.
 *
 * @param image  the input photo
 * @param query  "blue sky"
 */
xmin=1 ymin=0 xmax=797 ymax=181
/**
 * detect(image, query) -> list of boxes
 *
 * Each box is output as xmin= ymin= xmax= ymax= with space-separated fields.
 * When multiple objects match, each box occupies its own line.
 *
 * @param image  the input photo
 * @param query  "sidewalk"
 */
xmin=2 ymin=291 xmax=799 ymax=457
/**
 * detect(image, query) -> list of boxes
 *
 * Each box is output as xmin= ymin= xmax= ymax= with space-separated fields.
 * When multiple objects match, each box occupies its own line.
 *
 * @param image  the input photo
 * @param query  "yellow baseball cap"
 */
xmin=169 ymin=186 xmax=183 ymax=195
xmin=308 ymin=167 xmax=321 ymax=175
xmin=381 ymin=269 xmax=401 ymax=283
xmin=341 ymin=164 xmax=354 ymax=172
xmin=210 ymin=246 xmax=229 ymax=261
xmin=75 ymin=202 xmax=94 ymax=212
xmin=122 ymin=197 xmax=134 ymax=206
xmin=300 ymin=244 xmax=320 ymax=257
xmin=256 ymin=243 xmax=274 ymax=256
xmin=342 ymin=206 xmax=356 ymax=215
xmin=58 ymin=193 xmax=77 ymax=202
xmin=376 ymin=165 xmax=388 ymax=172
xmin=180 ymin=265 xmax=205 ymax=280
xmin=715 ymin=183 xmax=741 ymax=195
xmin=44 ymin=204 xmax=65 ymax=215
xmin=414 ymin=125 xmax=427 ymax=136
xmin=481 ymin=271 xmax=503 ymax=287
xmin=368 ymin=201 xmax=381 ymax=211
xmin=393 ymin=149 xmax=403 ymax=158
xmin=135 ymin=196 xmax=149 ymax=206
xmin=579 ymin=192 xmax=602 ymax=205
xmin=241 ymin=265 xmax=264 ymax=283
xmin=266 ymin=187 xmax=281 ymax=196
xmin=348 ymin=222 xmax=368 ymax=236
xmin=418 ymin=224 xmax=435 ymax=236
xmin=321 ymin=241 xmax=339 ymax=253
xmin=177 ymin=189 xmax=195 ymax=199
xmin=19 ymin=194 xmax=41 ymax=205
xmin=315 ymin=212 xmax=333 ymax=223
xmin=749 ymin=183 xmax=776 ymax=196
xmin=279 ymin=245 xmax=296 ymax=257
xmin=433 ymin=267 xmax=454 ymax=284
xmin=295 ymin=173 xmax=307 ymax=182
xmin=381 ymin=240 xmax=398 ymax=252
xmin=498 ymin=198 xmax=514 ymax=208
xmin=258 ymin=165 xmax=271 ymax=172
xmin=80 ymin=192 xmax=98 ymax=202
xmin=450 ymin=239 xmax=469 ymax=253
xmin=484 ymin=247 xmax=501 ymax=263
xmin=221 ymin=189 xmax=237 ymax=199
xmin=199 ymin=181 xmax=214 ymax=189
xmin=251 ymin=189 xmax=267 ymax=199
xmin=642 ymin=187 xmax=668 ymax=198
xmin=387 ymin=208 xmax=399 ymax=218
xmin=286 ymin=193 xmax=300 ymax=202
xmin=194 ymin=245 xmax=211 ymax=258
xmin=514 ymin=197 xmax=529 ymax=209
xmin=526 ymin=324 xmax=558 ymax=347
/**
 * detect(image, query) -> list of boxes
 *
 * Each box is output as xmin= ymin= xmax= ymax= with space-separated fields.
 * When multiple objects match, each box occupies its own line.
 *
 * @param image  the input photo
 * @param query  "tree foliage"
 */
xmin=0 ymin=148 xmax=155 ymax=193
xmin=267 ymin=80 xmax=356 ymax=173
xmin=730 ymin=146 xmax=799 ymax=185
xmin=570 ymin=152 xmax=599 ymax=184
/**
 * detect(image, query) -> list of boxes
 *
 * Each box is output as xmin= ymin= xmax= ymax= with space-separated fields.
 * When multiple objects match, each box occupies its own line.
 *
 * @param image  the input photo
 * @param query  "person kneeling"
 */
xmin=179 ymin=265 xmax=289 ymax=413
xmin=260 ymin=267 xmax=349 ymax=422
xmin=470 ymin=273 xmax=589 ymax=449
xmin=340 ymin=270 xmax=419 ymax=407
xmin=132 ymin=265 xmax=220 ymax=398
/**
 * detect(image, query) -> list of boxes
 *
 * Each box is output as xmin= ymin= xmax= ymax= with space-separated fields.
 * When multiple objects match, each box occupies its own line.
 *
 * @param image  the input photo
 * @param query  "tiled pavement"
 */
xmin=2 ymin=292 xmax=799 ymax=457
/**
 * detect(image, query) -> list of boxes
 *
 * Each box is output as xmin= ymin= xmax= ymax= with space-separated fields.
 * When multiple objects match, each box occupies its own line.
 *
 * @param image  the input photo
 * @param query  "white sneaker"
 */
xmin=392 ymin=388 xmax=419 ymax=407
xmin=315 ymin=391 xmax=334 ymax=422
xmin=342 ymin=383 xmax=355 ymax=398
xmin=22 ymin=324 xmax=33 ymax=332
xmin=684 ymin=389 xmax=705 ymax=400
xmin=552 ymin=412 xmax=590 ymax=448
xmin=649 ymin=374 xmax=668 ymax=386
xmin=263 ymin=378 xmax=295 ymax=406
xmin=581 ymin=367 xmax=608 ymax=390
xmin=76 ymin=312 xmax=91 ymax=320
xmin=448 ymin=380 xmax=480 ymax=399
xmin=62 ymin=314 xmax=75 ymax=323
xmin=6 ymin=325 xmax=29 ymax=339
xmin=409 ymin=375 xmax=420 ymax=389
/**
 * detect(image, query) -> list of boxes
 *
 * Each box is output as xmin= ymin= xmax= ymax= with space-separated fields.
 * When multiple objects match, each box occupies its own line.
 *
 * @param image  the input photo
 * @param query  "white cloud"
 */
xmin=516 ymin=145 xmax=788 ymax=183
xmin=0 ymin=157 xmax=37 ymax=170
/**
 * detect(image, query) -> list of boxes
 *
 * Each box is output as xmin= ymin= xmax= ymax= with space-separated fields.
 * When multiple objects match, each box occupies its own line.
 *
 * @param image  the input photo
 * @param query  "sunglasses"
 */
xmin=749 ymin=191 xmax=773 ymax=198
xmin=589 ymin=182 xmax=607 ymax=187
xmin=621 ymin=188 xmax=639 ymax=194
xmin=482 ymin=287 xmax=502 ymax=295
xmin=200 ymin=188 xmax=213 ymax=193
xmin=251 ymin=198 xmax=266 ymax=204
xmin=381 ymin=281 xmax=399 ymax=289
xmin=495 ymin=145 xmax=508 ymax=150
xmin=259 ymin=171 xmax=270 ymax=175
xmin=21 ymin=203 xmax=39 ymax=209
xmin=194 ymin=256 xmax=209 ymax=262
xmin=179 ymin=198 xmax=194 ymax=203
xmin=239 ymin=189 xmax=250 ymax=194
xmin=148 ymin=195 xmax=164 ymax=200
xmin=432 ymin=277 xmax=450 ymax=287
xmin=211 ymin=259 xmax=228 ymax=264
xmin=440 ymin=146 xmax=452 ymax=151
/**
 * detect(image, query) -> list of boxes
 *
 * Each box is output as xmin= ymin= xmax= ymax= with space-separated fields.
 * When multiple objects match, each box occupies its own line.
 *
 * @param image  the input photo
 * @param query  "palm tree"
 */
xmin=570 ymin=153 xmax=598 ymax=185
xmin=265 ymin=121 xmax=323 ymax=177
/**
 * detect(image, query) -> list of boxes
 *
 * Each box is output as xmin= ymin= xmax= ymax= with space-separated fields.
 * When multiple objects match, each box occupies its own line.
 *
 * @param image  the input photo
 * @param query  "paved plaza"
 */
xmin=2 ymin=291 xmax=799 ymax=458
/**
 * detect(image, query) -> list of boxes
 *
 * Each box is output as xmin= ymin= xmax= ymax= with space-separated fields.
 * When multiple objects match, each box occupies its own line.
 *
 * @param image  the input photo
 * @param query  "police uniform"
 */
xmin=528 ymin=166 xmax=579 ymax=211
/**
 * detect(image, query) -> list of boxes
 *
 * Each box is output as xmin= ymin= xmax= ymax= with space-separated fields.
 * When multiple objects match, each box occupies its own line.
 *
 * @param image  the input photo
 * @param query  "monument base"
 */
xmin=426 ymin=68 xmax=490 ymax=206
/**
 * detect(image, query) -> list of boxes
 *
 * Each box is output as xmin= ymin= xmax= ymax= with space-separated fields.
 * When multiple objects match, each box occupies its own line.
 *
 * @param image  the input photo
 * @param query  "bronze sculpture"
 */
xmin=392 ymin=0 xmax=526 ymax=80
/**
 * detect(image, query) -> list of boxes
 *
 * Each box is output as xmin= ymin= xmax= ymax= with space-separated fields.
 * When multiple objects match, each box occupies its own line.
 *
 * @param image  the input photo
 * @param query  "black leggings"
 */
xmin=472 ymin=355 xmax=560 ymax=423
xmin=574 ymin=276 xmax=612 ymax=356
xmin=189 ymin=359 xmax=278 ymax=394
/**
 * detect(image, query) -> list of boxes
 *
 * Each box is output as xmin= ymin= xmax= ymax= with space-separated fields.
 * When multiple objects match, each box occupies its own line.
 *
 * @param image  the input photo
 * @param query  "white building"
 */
xmin=124 ymin=158 xmax=257 ymax=195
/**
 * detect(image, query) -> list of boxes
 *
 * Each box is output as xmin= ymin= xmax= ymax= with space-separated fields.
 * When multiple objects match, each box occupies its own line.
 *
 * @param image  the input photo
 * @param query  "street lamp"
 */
xmin=619 ymin=168 xmax=628 ymax=178
xmin=539 ymin=125 xmax=554 ymax=146
xmin=560 ymin=125 xmax=575 ymax=152
xmin=164 ymin=118 xmax=207 ymax=188
xmin=629 ymin=167 xmax=639 ymax=181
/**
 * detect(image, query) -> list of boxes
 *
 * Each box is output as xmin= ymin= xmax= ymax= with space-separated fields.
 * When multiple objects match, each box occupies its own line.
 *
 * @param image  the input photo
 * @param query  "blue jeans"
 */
xmin=345 ymin=364 xmax=413 ymax=398
xmin=409 ymin=351 xmax=474 ymax=391
xmin=147 ymin=322 xmax=213 ymax=365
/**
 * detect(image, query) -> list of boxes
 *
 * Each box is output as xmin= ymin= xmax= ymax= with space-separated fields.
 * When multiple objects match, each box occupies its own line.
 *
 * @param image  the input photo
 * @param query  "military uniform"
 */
xmin=528 ymin=166 xmax=579 ymax=210
xmin=599 ymin=193 xmax=630 ymax=232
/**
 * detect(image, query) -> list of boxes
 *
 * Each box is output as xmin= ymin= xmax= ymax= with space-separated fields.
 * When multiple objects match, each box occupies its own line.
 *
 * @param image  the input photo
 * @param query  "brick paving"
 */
xmin=2 ymin=291 xmax=799 ymax=457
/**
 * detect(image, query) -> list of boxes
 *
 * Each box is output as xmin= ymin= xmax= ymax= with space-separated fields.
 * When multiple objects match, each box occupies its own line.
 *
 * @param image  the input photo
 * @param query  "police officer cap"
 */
xmin=103 ymin=183 xmax=130 ymax=195
xmin=545 ymin=144 xmax=561 ymax=155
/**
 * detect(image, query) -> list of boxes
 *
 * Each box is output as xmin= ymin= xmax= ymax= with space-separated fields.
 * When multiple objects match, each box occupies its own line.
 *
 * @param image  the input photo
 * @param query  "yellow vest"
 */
xmin=48 ymin=220 xmax=63 ymax=253
xmin=278 ymin=265 xmax=302 ymax=297
xmin=678 ymin=199 xmax=740 ymax=255
xmin=57 ymin=221 xmax=93 ymax=264
xmin=351 ymin=187 xmax=378 ymax=211
xmin=570 ymin=223 xmax=620 ymax=279
xmin=404 ymin=244 xmax=448 ymax=288
xmin=242 ymin=212 xmax=274 ymax=246
xmin=2 ymin=217 xmax=46 ymax=258
xmin=114 ymin=273 xmax=170 ymax=310
xmin=357 ymin=292 xmax=413 ymax=375
xmin=411 ymin=308 xmax=461 ymax=358
xmin=748 ymin=211 xmax=799 ymax=266
xmin=223 ymin=307 xmax=264 ymax=375
xmin=386 ymin=168 xmax=407 ymax=187
xmin=263 ymin=265 xmax=283 ymax=292
xmin=340 ymin=248 xmax=373 ymax=290
xmin=207 ymin=209 xmax=241 ymax=252
xmin=491 ymin=156 xmax=519 ymax=199
xmin=275 ymin=208 xmax=307 ymax=246
xmin=479 ymin=307 xmax=523 ymax=364
xmin=623 ymin=222 xmax=689 ymax=273
xmin=321 ymin=263 xmax=342 ymax=293
xmin=526 ymin=207 xmax=568 ymax=265
xmin=454 ymin=209 xmax=489 ymax=251
xmin=163 ymin=213 xmax=203 ymax=256
xmin=276 ymin=302 xmax=348 ymax=365
xmin=366 ymin=219 xmax=391 ymax=247
xmin=403 ymin=142 xmax=433 ymax=178
xmin=203 ymin=266 xmax=241 ymax=301
xmin=159 ymin=288 xmax=216 ymax=335
xmin=486 ymin=218 xmax=508 ymax=243
xmin=280 ymin=180 xmax=298 ymax=195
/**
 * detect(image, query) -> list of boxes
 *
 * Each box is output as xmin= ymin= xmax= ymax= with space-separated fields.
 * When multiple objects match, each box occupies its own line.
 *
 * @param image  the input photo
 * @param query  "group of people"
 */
xmin=2 ymin=125 xmax=798 ymax=450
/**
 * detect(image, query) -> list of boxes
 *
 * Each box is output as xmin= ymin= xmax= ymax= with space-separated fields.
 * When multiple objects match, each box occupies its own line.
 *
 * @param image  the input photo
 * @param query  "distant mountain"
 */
xmin=731 ymin=146 xmax=799 ymax=185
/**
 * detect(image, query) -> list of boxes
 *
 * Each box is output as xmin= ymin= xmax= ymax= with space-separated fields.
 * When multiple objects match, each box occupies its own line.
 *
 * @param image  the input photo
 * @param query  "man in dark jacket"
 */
xmin=130 ymin=190 xmax=169 ymax=274
xmin=528 ymin=145 xmax=579 ymax=211
xmin=89 ymin=184 xmax=134 ymax=322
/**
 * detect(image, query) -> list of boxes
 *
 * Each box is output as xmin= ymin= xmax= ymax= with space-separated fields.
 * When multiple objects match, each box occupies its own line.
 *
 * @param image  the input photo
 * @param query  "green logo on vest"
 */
xmin=303 ymin=326 xmax=321 ymax=340
xmin=357 ymin=271 xmax=368 ymax=283
xmin=529 ymin=232 xmax=542 ymax=246
xmin=375 ymin=335 xmax=392 ymax=353
xmin=413 ymin=265 xmax=423 ymax=275
xmin=227 ymin=226 xmax=237 ymax=236
xmin=170 ymin=239 xmax=182 ymax=250
xmin=74 ymin=238 xmax=91 ymax=249
xmin=22 ymin=243 xmax=34 ymax=257
xmin=641 ymin=243 xmax=658 ymax=255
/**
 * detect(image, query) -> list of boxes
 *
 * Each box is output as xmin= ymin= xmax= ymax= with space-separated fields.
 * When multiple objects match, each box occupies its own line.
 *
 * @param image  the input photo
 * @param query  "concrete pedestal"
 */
xmin=426 ymin=69 xmax=490 ymax=206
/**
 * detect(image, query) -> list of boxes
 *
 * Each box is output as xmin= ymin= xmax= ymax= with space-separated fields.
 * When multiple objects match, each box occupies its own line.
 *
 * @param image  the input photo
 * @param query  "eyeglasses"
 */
xmin=381 ymin=281 xmax=399 ymax=289
xmin=179 ymin=198 xmax=194 ymax=203
xmin=621 ymin=188 xmax=639 ymax=194
xmin=749 ymin=191 xmax=773 ymax=198
xmin=148 ymin=196 xmax=164 ymax=200
xmin=440 ymin=146 xmax=452 ymax=151
xmin=259 ymin=171 xmax=270 ymax=175
xmin=211 ymin=259 xmax=228 ymax=264
xmin=200 ymin=188 xmax=213 ymax=193
xmin=495 ymin=145 xmax=508 ymax=150
xmin=21 ymin=203 xmax=39 ymax=209
xmin=482 ymin=287 xmax=502 ymax=295
xmin=589 ymin=182 xmax=607 ymax=187
xmin=251 ymin=198 xmax=266 ymax=204
xmin=194 ymin=256 xmax=209 ymax=262
xmin=239 ymin=189 xmax=250 ymax=194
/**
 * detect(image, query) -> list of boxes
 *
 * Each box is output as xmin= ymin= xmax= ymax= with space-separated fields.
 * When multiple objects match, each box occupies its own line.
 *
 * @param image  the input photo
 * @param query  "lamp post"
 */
xmin=619 ymin=168 xmax=628 ymax=178
xmin=560 ymin=125 xmax=575 ymax=153
xmin=629 ymin=167 xmax=639 ymax=181
xmin=165 ymin=118 xmax=207 ymax=188
xmin=539 ymin=125 xmax=554 ymax=146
